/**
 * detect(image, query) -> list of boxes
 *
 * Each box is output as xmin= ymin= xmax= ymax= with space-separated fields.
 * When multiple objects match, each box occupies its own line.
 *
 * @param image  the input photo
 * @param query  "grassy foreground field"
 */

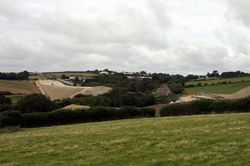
xmin=185 ymin=81 xmax=250 ymax=94
xmin=1 ymin=113 xmax=250 ymax=165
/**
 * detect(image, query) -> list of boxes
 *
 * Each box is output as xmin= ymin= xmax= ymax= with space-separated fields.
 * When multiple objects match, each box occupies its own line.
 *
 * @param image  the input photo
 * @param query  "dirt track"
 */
xmin=37 ymin=80 xmax=111 ymax=100
xmin=222 ymin=86 xmax=250 ymax=100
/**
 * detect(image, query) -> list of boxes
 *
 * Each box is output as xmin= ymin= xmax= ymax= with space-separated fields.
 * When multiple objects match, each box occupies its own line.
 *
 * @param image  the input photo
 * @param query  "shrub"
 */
xmin=16 ymin=94 xmax=55 ymax=113
xmin=168 ymin=82 xmax=184 ymax=94
xmin=0 ymin=96 xmax=12 ymax=113
xmin=196 ymin=83 xmax=202 ymax=87
xmin=185 ymin=84 xmax=195 ymax=88
xmin=0 ymin=91 xmax=12 ymax=96
xmin=0 ymin=96 xmax=12 ymax=105
xmin=0 ymin=111 xmax=21 ymax=127
xmin=0 ymin=104 xmax=13 ymax=112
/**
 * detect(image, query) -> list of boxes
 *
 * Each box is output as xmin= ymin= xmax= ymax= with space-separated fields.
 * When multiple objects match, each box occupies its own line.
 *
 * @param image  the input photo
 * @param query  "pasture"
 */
xmin=0 ymin=80 xmax=40 ymax=94
xmin=185 ymin=80 xmax=250 ymax=94
xmin=1 ymin=113 xmax=250 ymax=165
xmin=43 ymin=72 xmax=98 ymax=78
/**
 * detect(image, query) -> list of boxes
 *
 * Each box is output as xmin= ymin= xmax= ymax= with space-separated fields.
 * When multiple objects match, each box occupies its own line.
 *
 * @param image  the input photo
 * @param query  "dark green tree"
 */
xmin=16 ymin=94 xmax=54 ymax=113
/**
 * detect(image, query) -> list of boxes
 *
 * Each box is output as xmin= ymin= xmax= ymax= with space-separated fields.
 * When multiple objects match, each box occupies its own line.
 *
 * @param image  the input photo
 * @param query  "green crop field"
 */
xmin=1 ymin=113 xmax=250 ymax=165
xmin=186 ymin=76 xmax=250 ymax=86
xmin=185 ymin=81 xmax=250 ymax=94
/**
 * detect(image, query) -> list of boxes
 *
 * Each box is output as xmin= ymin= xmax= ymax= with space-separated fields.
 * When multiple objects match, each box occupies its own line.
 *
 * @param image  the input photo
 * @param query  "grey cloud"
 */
xmin=228 ymin=0 xmax=250 ymax=26
xmin=1 ymin=0 xmax=250 ymax=74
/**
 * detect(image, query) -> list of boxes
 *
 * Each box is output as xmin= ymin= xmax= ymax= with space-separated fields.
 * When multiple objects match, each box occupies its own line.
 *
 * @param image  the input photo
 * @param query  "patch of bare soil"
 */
xmin=223 ymin=86 xmax=250 ymax=100
xmin=146 ymin=104 xmax=168 ymax=117
xmin=37 ymin=80 xmax=111 ymax=100
xmin=63 ymin=104 xmax=90 ymax=110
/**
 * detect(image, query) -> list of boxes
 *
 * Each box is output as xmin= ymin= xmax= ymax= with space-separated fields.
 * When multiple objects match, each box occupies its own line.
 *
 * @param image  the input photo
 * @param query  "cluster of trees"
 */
xmin=0 ymin=96 xmax=12 ymax=112
xmin=185 ymin=71 xmax=250 ymax=82
xmin=221 ymin=71 xmax=250 ymax=78
xmin=80 ymin=72 xmax=185 ymax=95
xmin=0 ymin=71 xmax=29 ymax=80
xmin=57 ymin=88 xmax=156 ymax=108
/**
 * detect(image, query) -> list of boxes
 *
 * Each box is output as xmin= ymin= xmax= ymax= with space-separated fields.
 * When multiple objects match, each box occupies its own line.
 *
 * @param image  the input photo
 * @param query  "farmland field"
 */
xmin=0 ymin=80 xmax=40 ymax=94
xmin=186 ymin=76 xmax=250 ymax=86
xmin=43 ymin=72 xmax=98 ymax=78
xmin=185 ymin=81 xmax=250 ymax=94
xmin=1 ymin=113 xmax=250 ymax=165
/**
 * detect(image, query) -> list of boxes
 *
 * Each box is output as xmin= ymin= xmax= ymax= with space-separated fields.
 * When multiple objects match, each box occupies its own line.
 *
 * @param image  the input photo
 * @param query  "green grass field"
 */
xmin=186 ymin=76 xmax=250 ymax=86
xmin=185 ymin=81 xmax=250 ymax=94
xmin=0 ymin=80 xmax=33 ymax=90
xmin=1 ymin=113 xmax=250 ymax=165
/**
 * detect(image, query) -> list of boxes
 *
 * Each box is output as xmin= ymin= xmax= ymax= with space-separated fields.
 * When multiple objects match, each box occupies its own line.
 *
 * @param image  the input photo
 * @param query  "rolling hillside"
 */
xmin=1 ymin=113 xmax=250 ymax=165
xmin=185 ymin=77 xmax=250 ymax=94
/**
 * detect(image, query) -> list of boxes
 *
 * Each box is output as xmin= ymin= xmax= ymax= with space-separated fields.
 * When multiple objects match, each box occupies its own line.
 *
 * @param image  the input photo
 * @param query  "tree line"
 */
xmin=0 ymin=71 xmax=29 ymax=80
xmin=0 ymin=94 xmax=155 ymax=128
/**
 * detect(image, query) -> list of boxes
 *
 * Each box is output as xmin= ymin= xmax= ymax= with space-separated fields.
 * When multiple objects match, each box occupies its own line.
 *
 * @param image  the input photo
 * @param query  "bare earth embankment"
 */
xmin=222 ymin=86 xmax=250 ymax=100
xmin=37 ymin=80 xmax=111 ymax=100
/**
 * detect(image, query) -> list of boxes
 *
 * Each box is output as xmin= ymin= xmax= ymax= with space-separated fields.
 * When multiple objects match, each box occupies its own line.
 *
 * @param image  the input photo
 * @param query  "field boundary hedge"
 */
xmin=0 ymin=107 xmax=155 ymax=128
xmin=160 ymin=97 xmax=250 ymax=117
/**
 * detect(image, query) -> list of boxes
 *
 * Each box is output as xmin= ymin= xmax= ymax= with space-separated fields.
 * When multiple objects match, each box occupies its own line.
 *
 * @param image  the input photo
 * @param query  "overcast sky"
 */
xmin=1 ymin=0 xmax=250 ymax=75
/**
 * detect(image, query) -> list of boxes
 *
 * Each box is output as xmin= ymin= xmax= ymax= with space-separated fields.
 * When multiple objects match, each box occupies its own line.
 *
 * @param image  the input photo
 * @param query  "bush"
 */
xmin=0 ymin=96 xmax=12 ymax=105
xmin=0 ymin=111 xmax=21 ymax=127
xmin=0 ymin=96 xmax=12 ymax=113
xmin=196 ymin=83 xmax=202 ymax=87
xmin=160 ymin=97 xmax=250 ymax=117
xmin=0 ymin=91 xmax=12 ymax=96
xmin=168 ymin=82 xmax=184 ymax=94
xmin=0 ymin=104 xmax=13 ymax=112
xmin=185 ymin=84 xmax=195 ymax=88
xmin=16 ymin=94 xmax=55 ymax=113
xmin=21 ymin=107 xmax=155 ymax=128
